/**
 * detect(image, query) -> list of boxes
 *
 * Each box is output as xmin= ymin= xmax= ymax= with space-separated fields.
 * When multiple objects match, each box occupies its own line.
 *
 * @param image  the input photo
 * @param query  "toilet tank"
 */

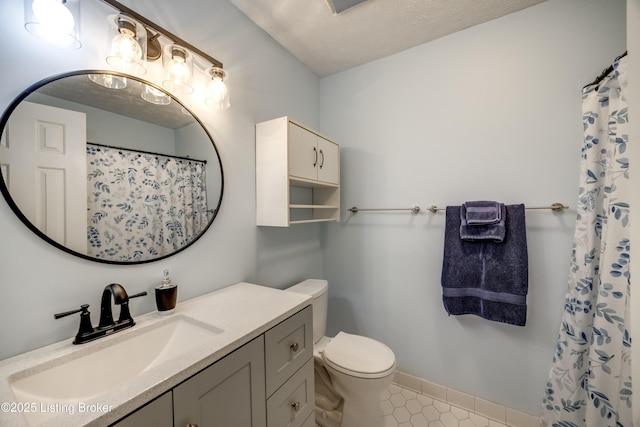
xmin=285 ymin=279 xmax=328 ymax=343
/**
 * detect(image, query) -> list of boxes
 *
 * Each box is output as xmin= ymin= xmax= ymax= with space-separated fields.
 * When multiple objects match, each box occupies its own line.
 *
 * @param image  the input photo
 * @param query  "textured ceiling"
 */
xmin=229 ymin=0 xmax=547 ymax=77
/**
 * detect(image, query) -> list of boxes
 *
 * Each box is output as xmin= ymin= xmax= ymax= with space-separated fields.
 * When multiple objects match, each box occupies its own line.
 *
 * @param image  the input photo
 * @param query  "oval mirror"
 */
xmin=0 ymin=70 xmax=223 ymax=264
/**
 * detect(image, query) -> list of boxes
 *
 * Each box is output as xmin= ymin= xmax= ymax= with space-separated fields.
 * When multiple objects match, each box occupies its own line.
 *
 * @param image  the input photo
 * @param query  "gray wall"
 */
xmin=0 ymin=0 xmax=323 ymax=360
xmin=319 ymin=0 xmax=626 ymax=415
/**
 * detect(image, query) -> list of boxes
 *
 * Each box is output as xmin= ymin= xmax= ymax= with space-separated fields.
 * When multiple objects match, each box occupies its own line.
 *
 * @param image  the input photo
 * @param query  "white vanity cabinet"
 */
xmin=256 ymin=116 xmax=340 ymax=226
xmin=110 ymin=306 xmax=313 ymax=427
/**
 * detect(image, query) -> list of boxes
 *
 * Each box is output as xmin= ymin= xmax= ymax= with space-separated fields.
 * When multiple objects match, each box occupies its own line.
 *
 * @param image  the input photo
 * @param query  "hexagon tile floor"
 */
xmin=381 ymin=383 xmax=508 ymax=427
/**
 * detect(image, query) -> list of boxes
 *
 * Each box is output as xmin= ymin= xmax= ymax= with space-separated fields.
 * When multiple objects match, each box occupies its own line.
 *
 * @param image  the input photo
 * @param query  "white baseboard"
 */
xmin=393 ymin=371 xmax=540 ymax=427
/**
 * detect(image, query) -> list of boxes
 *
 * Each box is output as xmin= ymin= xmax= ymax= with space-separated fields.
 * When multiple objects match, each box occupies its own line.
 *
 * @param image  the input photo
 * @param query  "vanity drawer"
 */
xmin=265 ymin=305 xmax=313 ymax=397
xmin=267 ymin=358 xmax=314 ymax=427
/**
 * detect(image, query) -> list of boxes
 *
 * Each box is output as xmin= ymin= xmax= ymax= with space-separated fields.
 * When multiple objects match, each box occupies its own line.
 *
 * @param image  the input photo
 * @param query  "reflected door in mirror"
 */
xmin=1 ymin=101 xmax=87 ymax=254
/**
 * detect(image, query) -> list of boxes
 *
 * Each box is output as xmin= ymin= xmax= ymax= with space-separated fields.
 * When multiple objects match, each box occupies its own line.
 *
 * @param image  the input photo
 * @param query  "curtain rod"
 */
xmin=87 ymin=142 xmax=207 ymax=164
xmin=348 ymin=203 xmax=568 ymax=214
xmin=584 ymin=51 xmax=627 ymax=89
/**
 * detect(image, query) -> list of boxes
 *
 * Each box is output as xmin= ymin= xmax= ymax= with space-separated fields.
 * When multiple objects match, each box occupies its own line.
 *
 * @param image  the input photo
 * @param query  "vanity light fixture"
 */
xmin=98 ymin=0 xmax=230 ymax=109
xmin=205 ymin=67 xmax=230 ymax=110
xmin=24 ymin=0 xmax=81 ymax=48
xmin=162 ymin=44 xmax=194 ymax=95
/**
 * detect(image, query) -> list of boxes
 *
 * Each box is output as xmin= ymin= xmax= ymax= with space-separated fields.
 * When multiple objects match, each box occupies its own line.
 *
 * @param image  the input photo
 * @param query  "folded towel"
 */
xmin=441 ymin=204 xmax=528 ymax=326
xmin=462 ymin=201 xmax=502 ymax=224
xmin=460 ymin=202 xmax=506 ymax=242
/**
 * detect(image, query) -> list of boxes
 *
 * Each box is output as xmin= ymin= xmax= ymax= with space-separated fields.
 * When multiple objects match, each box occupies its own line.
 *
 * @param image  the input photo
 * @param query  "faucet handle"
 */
xmin=128 ymin=291 xmax=148 ymax=300
xmin=117 ymin=291 xmax=148 ymax=325
xmin=55 ymin=304 xmax=95 ymax=344
xmin=54 ymin=304 xmax=90 ymax=319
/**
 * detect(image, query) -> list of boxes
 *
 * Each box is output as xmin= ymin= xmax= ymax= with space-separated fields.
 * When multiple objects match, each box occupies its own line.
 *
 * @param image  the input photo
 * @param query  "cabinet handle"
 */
xmin=290 ymin=342 xmax=299 ymax=352
xmin=313 ymin=147 xmax=318 ymax=167
xmin=291 ymin=401 xmax=301 ymax=411
xmin=186 ymin=424 xmax=199 ymax=427
xmin=319 ymin=149 xmax=325 ymax=169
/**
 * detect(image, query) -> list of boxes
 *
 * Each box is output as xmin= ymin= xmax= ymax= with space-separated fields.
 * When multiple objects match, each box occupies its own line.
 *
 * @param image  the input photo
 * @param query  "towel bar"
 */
xmin=348 ymin=203 xmax=568 ymax=214
xmin=347 ymin=206 xmax=421 ymax=214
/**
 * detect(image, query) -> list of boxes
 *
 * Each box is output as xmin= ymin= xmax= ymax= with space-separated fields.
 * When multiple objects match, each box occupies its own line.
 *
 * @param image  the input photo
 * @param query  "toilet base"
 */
xmin=315 ymin=405 xmax=342 ymax=427
xmin=340 ymin=395 xmax=384 ymax=427
xmin=323 ymin=361 xmax=394 ymax=427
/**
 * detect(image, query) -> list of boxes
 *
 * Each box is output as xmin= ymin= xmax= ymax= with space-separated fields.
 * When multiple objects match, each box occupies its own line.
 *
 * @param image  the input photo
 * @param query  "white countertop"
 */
xmin=0 ymin=282 xmax=311 ymax=427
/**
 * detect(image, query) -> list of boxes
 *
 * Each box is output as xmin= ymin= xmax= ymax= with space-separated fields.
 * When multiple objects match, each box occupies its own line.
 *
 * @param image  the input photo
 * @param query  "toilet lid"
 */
xmin=322 ymin=332 xmax=396 ymax=379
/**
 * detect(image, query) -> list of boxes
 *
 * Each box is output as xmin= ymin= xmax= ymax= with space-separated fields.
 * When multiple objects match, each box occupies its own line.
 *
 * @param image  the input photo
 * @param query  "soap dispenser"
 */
xmin=155 ymin=269 xmax=178 ymax=313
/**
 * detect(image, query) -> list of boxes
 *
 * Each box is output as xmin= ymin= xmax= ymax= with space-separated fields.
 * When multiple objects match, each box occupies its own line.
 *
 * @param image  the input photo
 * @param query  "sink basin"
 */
xmin=10 ymin=316 xmax=223 ymax=425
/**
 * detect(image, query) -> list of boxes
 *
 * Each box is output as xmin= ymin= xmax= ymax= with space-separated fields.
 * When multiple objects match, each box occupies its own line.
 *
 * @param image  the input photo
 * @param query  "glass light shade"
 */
xmin=162 ymin=45 xmax=194 ymax=95
xmin=24 ymin=0 xmax=81 ymax=48
xmin=205 ymin=67 xmax=230 ymax=110
xmin=141 ymin=84 xmax=171 ymax=105
xmin=106 ymin=14 xmax=147 ymax=76
xmin=88 ymin=73 xmax=127 ymax=89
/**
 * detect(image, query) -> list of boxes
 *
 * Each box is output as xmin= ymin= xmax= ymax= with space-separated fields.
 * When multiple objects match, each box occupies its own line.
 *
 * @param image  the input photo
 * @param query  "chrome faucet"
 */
xmin=55 ymin=283 xmax=147 ymax=344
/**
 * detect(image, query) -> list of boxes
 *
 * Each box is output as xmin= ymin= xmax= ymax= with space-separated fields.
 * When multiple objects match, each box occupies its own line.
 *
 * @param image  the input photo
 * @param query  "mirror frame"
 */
xmin=0 ymin=70 xmax=224 ymax=265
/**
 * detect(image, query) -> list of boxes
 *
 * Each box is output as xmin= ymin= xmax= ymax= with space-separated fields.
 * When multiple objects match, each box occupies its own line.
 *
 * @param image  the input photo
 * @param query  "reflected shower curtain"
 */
xmin=86 ymin=144 xmax=208 ymax=262
xmin=541 ymin=56 xmax=630 ymax=426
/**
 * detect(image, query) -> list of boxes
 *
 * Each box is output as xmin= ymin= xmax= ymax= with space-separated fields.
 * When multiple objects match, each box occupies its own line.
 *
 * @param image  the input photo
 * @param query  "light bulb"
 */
xmin=32 ymin=0 xmax=74 ymax=32
xmin=110 ymin=30 xmax=142 ymax=64
xmin=25 ymin=0 xmax=81 ymax=48
xmin=162 ymin=45 xmax=194 ymax=94
xmin=88 ymin=73 xmax=127 ymax=89
xmin=207 ymin=78 xmax=227 ymax=103
xmin=166 ymin=57 xmax=191 ymax=85
xmin=142 ymin=85 xmax=171 ymax=105
xmin=205 ymin=67 xmax=230 ymax=109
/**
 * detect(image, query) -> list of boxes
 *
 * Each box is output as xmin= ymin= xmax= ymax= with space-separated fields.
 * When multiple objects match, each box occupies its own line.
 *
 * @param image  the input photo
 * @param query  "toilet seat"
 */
xmin=322 ymin=332 xmax=396 ymax=379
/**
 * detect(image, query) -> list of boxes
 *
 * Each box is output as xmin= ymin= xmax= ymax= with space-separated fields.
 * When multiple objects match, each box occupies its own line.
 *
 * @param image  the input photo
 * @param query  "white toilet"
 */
xmin=286 ymin=279 xmax=396 ymax=427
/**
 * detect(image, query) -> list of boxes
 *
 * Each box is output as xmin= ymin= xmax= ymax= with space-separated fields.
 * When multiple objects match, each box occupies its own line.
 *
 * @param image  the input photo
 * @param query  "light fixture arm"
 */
xmin=98 ymin=0 xmax=223 ymax=69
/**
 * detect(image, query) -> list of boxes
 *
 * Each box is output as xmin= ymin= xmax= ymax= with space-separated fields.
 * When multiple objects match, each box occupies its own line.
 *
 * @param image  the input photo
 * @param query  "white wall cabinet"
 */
xmin=111 ymin=306 xmax=313 ymax=427
xmin=257 ymin=117 xmax=340 ymax=226
xmin=288 ymin=122 xmax=339 ymax=184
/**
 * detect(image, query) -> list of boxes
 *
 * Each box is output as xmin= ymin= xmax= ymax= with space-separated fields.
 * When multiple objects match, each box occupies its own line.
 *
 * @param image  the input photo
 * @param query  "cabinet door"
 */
xmin=174 ymin=336 xmax=266 ymax=427
xmin=317 ymin=137 xmax=339 ymax=184
xmin=288 ymin=122 xmax=318 ymax=181
xmin=110 ymin=392 xmax=173 ymax=427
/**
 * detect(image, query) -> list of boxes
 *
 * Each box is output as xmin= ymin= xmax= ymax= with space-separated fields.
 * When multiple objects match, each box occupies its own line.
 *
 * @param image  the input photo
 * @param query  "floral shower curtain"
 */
xmin=86 ymin=144 xmax=208 ymax=262
xmin=541 ymin=55 xmax=630 ymax=427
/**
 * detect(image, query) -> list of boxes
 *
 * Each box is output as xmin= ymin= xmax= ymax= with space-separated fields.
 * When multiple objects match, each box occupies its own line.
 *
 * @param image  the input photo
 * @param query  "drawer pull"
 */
xmin=291 ymin=401 xmax=301 ymax=411
xmin=186 ymin=424 xmax=199 ymax=427
xmin=290 ymin=342 xmax=299 ymax=352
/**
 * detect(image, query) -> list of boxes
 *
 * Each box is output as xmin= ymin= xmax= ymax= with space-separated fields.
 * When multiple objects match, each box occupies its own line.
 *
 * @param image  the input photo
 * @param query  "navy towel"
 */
xmin=462 ymin=200 xmax=502 ymax=224
xmin=441 ymin=204 xmax=528 ymax=326
xmin=460 ymin=201 xmax=506 ymax=242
